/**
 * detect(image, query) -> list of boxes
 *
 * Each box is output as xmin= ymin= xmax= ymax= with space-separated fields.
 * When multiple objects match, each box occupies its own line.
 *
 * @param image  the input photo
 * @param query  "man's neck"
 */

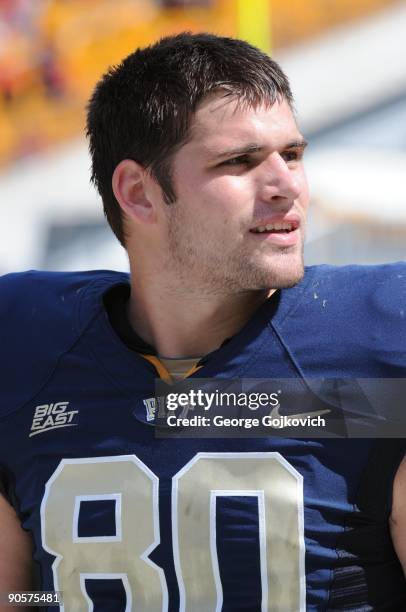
xmin=127 ymin=281 xmax=273 ymax=359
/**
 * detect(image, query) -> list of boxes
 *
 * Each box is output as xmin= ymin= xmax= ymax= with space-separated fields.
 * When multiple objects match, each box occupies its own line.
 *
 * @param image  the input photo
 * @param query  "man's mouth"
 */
xmin=250 ymin=222 xmax=294 ymax=234
xmin=248 ymin=217 xmax=300 ymax=246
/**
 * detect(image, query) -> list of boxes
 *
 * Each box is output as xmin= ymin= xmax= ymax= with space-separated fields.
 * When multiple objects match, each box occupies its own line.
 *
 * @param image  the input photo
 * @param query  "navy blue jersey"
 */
xmin=0 ymin=265 xmax=405 ymax=611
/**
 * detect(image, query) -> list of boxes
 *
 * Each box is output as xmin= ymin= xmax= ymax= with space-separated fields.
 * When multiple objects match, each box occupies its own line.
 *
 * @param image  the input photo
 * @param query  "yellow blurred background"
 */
xmin=0 ymin=0 xmax=399 ymax=168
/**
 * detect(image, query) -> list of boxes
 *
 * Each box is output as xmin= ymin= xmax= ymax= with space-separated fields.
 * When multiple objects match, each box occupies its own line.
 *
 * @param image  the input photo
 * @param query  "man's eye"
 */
xmin=220 ymin=155 xmax=250 ymax=166
xmin=281 ymin=150 xmax=302 ymax=163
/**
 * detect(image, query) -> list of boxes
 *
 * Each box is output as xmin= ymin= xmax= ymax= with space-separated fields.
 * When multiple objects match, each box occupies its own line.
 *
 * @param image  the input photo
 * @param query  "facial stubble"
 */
xmin=165 ymin=202 xmax=305 ymax=295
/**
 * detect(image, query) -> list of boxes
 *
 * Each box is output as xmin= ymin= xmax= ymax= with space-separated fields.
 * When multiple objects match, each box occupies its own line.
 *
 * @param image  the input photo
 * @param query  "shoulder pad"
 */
xmin=0 ymin=270 xmax=128 ymax=417
xmin=274 ymin=263 xmax=406 ymax=377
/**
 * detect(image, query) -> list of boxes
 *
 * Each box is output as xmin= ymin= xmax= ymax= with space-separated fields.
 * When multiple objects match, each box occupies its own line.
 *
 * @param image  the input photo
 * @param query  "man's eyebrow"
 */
xmin=285 ymin=138 xmax=308 ymax=149
xmin=207 ymin=143 xmax=263 ymax=161
xmin=207 ymin=138 xmax=308 ymax=161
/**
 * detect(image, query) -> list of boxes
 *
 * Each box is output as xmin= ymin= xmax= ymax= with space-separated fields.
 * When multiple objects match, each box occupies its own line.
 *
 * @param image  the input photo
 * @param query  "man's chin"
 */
xmin=253 ymin=253 xmax=305 ymax=290
xmin=267 ymin=270 xmax=304 ymax=290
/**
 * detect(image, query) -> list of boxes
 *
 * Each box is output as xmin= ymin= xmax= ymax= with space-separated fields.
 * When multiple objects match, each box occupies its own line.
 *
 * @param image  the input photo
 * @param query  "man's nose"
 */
xmin=263 ymin=152 xmax=302 ymax=201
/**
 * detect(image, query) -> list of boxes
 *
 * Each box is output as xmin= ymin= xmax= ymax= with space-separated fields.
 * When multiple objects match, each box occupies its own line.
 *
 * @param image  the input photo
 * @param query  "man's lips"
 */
xmin=249 ymin=215 xmax=301 ymax=233
xmin=249 ymin=215 xmax=301 ymax=246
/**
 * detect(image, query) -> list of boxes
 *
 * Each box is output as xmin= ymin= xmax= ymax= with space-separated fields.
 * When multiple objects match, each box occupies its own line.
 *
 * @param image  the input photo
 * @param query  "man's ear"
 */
xmin=112 ymin=159 xmax=156 ymax=224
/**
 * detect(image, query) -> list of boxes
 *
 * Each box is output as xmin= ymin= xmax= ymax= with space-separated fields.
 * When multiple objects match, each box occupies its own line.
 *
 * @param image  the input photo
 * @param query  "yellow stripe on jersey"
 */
xmin=141 ymin=354 xmax=173 ymax=383
xmin=141 ymin=354 xmax=203 ymax=383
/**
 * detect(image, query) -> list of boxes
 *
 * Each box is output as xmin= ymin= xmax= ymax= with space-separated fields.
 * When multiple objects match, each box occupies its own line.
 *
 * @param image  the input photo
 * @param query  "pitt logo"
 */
xmin=143 ymin=397 xmax=157 ymax=422
xmin=29 ymin=402 xmax=78 ymax=437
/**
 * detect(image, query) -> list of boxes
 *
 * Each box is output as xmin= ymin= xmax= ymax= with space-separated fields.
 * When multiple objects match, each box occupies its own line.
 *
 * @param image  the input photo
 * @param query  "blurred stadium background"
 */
xmin=0 ymin=0 xmax=405 ymax=273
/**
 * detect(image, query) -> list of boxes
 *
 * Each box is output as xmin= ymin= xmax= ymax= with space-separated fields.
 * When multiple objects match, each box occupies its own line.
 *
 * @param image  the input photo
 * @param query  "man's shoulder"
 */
xmin=301 ymin=261 xmax=405 ymax=310
xmin=0 ymin=268 xmax=128 ymax=306
xmin=305 ymin=262 xmax=406 ymax=323
xmin=279 ymin=262 xmax=405 ymax=317
xmin=275 ymin=262 xmax=406 ymax=377
xmin=0 ymin=267 xmax=129 ymax=347
xmin=307 ymin=260 xmax=406 ymax=287
xmin=0 ymin=269 xmax=129 ymax=417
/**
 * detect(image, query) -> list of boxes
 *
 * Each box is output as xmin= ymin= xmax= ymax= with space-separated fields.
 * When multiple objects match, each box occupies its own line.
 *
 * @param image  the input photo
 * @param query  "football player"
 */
xmin=0 ymin=33 xmax=405 ymax=611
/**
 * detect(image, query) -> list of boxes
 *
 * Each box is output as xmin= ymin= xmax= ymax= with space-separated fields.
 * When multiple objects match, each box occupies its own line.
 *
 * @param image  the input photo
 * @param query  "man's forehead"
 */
xmin=188 ymin=94 xmax=301 ymax=152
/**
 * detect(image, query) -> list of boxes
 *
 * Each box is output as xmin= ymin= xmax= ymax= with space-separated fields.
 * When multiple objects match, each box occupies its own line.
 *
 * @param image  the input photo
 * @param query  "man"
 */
xmin=0 ymin=32 xmax=405 ymax=611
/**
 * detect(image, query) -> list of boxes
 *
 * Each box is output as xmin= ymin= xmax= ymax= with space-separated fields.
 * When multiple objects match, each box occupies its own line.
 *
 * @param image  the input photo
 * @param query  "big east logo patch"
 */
xmin=29 ymin=402 xmax=78 ymax=437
